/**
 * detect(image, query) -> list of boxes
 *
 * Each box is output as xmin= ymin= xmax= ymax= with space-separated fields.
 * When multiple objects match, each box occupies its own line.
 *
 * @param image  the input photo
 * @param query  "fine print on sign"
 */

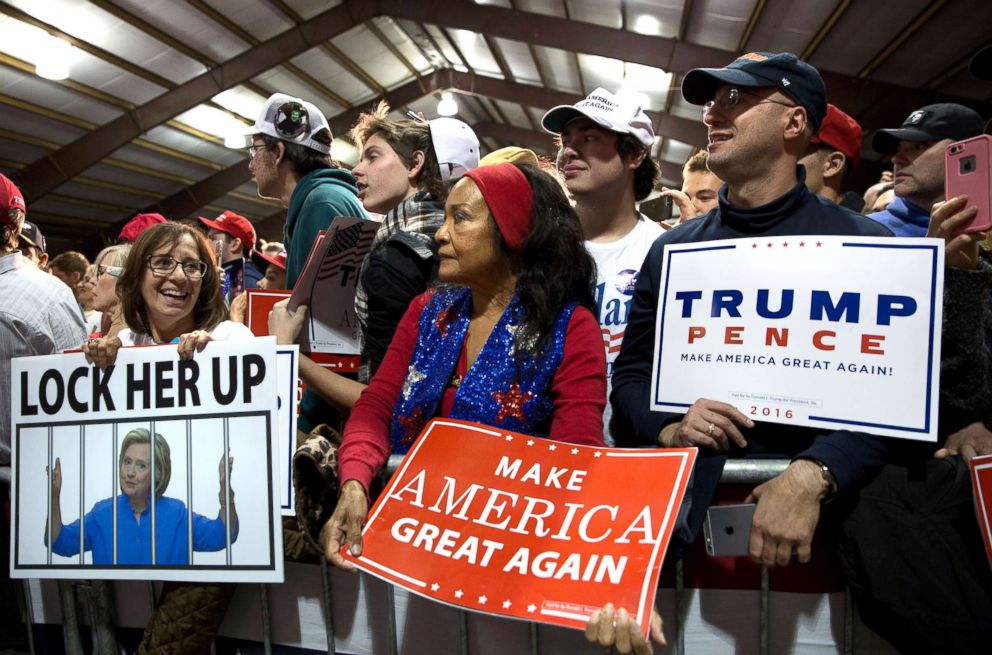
xmin=10 ymin=340 xmax=284 ymax=583
xmin=971 ymin=455 xmax=992 ymax=570
xmin=651 ymin=236 xmax=943 ymax=441
xmin=345 ymin=419 xmax=696 ymax=635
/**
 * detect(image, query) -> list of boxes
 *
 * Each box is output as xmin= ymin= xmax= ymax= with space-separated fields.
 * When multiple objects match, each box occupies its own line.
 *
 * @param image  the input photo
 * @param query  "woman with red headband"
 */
xmin=322 ymin=161 xmax=606 ymax=567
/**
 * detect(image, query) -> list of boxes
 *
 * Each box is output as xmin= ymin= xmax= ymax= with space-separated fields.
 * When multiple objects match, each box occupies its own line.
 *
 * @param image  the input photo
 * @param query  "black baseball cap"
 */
xmin=681 ymin=52 xmax=827 ymax=131
xmin=969 ymin=45 xmax=992 ymax=81
xmin=871 ymin=103 xmax=985 ymax=155
xmin=19 ymin=220 xmax=46 ymax=252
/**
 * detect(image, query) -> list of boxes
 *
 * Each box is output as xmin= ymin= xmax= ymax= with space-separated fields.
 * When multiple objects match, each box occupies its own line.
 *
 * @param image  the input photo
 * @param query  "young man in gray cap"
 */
xmin=542 ymin=87 xmax=664 ymax=445
xmin=867 ymin=103 xmax=985 ymax=236
xmin=611 ymin=52 xmax=892 ymax=567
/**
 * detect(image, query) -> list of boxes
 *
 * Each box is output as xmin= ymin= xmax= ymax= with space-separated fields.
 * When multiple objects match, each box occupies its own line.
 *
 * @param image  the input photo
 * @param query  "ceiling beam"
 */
xmin=13 ymin=1 xmax=373 ymax=204
xmin=472 ymin=122 xmax=553 ymax=152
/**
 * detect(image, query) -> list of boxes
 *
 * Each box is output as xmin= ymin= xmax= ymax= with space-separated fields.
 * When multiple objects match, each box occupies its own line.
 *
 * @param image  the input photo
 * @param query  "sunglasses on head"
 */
xmin=274 ymin=101 xmax=310 ymax=140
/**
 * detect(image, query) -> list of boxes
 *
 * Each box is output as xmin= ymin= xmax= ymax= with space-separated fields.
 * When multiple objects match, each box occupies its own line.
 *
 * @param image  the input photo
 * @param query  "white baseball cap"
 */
xmin=428 ymin=117 xmax=480 ymax=181
xmin=541 ymin=87 xmax=655 ymax=148
xmin=238 ymin=93 xmax=332 ymax=155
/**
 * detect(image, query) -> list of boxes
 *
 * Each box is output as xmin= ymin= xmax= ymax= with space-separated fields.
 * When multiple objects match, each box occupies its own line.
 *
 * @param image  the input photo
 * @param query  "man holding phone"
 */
xmin=867 ymin=103 xmax=984 ymax=236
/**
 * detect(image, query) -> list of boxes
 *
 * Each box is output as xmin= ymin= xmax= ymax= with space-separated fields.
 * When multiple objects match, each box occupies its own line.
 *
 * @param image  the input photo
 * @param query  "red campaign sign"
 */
xmin=344 ymin=419 xmax=696 ymax=634
xmin=970 ymin=454 xmax=992 ymax=570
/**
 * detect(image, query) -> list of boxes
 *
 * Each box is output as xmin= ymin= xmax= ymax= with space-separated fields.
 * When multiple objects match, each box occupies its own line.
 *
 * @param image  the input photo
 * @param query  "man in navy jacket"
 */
xmin=611 ymin=52 xmax=892 ymax=567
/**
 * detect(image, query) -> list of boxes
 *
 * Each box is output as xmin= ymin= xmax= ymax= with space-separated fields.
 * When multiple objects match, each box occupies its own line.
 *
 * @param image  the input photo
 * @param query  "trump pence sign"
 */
xmin=345 ymin=419 xmax=695 ymax=635
xmin=651 ymin=236 xmax=943 ymax=441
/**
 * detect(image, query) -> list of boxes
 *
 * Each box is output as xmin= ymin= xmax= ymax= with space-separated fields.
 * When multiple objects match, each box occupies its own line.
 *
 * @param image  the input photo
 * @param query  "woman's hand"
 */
xmin=585 ymin=604 xmax=666 ymax=654
xmin=319 ymin=480 xmax=369 ymax=571
xmin=82 ymin=336 xmax=122 ymax=369
xmin=659 ymin=398 xmax=753 ymax=450
xmin=229 ymin=292 xmax=247 ymax=324
xmin=268 ymin=299 xmax=308 ymax=346
xmin=177 ymin=330 xmax=213 ymax=361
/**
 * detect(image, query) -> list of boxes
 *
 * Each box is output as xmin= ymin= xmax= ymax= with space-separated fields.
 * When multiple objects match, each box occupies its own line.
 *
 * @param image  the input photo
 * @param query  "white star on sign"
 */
xmin=401 ymin=366 xmax=426 ymax=400
xmin=526 ymin=439 xmax=535 ymax=446
xmin=505 ymin=435 xmax=513 ymax=441
xmin=454 ymin=589 xmax=464 ymax=599
xmin=478 ymin=595 xmax=488 ymax=604
xmin=548 ymin=444 xmax=557 ymax=451
xmin=570 ymin=448 xmax=579 ymax=455
xmin=594 ymin=451 xmax=602 ymax=458
xmin=430 ymin=583 xmax=440 ymax=592
xmin=527 ymin=604 xmax=537 ymax=613
xmin=502 ymin=600 xmax=512 ymax=609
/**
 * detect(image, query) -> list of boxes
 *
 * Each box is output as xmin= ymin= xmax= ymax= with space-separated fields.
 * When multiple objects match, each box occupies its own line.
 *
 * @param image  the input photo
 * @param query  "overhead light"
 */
xmin=633 ymin=15 xmax=662 ymax=35
xmin=437 ymin=92 xmax=458 ymax=117
xmin=34 ymin=37 xmax=74 ymax=80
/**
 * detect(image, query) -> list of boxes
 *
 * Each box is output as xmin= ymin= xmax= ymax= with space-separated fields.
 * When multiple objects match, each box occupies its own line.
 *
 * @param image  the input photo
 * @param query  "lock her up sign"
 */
xmin=345 ymin=419 xmax=696 ymax=636
xmin=651 ymin=236 xmax=943 ymax=441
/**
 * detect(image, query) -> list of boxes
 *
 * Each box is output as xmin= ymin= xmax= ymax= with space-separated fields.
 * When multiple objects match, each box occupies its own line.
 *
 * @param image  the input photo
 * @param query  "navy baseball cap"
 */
xmin=871 ymin=103 xmax=985 ymax=155
xmin=681 ymin=52 xmax=827 ymax=131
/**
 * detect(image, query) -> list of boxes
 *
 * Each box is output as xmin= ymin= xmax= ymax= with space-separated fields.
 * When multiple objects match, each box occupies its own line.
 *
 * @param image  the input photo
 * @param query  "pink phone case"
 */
xmin=945 ymin=135 xmax=992 ymax=234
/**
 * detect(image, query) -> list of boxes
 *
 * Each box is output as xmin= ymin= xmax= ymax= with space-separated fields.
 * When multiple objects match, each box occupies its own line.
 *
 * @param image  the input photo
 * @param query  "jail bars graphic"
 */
xmin=43 ymin=418 xmax=236 ymax=566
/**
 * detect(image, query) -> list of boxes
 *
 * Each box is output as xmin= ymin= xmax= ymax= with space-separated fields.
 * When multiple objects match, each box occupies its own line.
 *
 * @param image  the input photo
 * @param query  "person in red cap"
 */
xmin=118 ymin=212 xmax=166 ymax=244
xmin=799 ymin=103 xmax=866 ymax=211
xmin=255 ymin=249 xmax=286 ymax=290
xmin=198 ymin=210 xmax=264 ymax=302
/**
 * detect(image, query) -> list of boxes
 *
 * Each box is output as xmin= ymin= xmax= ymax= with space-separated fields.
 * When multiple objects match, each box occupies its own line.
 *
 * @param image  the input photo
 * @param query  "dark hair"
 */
xmin=497 ymin=164 xmax=597 ymax=353
xmin=118 ymin=222 xmax=227 ymax=337
xmin=261 ymin=127 xmax=335 ymax=177
xmin=1 ymin=224 xmax=17 ymax=251
xmin=616 ymin=134 xmax=659 ymax=201
xmin=350 ymin=101 xmax=444 ymax=198
xmin=49 ymin=251 xmax=89 ymax=276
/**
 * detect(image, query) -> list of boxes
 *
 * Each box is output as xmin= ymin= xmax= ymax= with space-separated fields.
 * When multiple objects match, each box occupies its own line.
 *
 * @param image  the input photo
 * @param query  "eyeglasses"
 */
xmin=146 ymin=255 xmax=208 ymax=279
xmin=273 ymin=101 xmax=310 ymax=139
xmin=247 ymin=144 xmax=268 ymax=159
xmin=703 ymin=88 xmax=797 ymax=115
xmin=97 ymin=264 xmax=125 ymax=279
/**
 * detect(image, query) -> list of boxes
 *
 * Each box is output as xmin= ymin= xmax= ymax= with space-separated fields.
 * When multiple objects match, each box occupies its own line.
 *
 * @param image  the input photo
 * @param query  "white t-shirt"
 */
xmin=83 ymin=309 xmax=102 ymax=336
xmin=117 ymin=320 xmax=255 ymax=346
xmin=585 ymin=216 xmax=665 ymax=445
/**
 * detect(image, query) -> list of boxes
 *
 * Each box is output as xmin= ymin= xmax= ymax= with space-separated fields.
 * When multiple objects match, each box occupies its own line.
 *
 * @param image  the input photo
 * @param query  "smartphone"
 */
xmin=639 ymin=194 xmax=674 ymax=223
xmin=703 ymin=503 xmax=755 ymax=557
xmin=945 ymin=135 xmax=992 ymax=235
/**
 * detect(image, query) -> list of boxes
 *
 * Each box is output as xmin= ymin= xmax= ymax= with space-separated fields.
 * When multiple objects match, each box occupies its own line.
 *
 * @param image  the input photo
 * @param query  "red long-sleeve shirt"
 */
xmin=338 ymin=291 xmax=607 ymax=493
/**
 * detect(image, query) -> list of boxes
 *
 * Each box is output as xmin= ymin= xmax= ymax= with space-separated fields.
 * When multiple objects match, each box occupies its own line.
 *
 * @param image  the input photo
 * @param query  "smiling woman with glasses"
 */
xmin=82 ymin=222 xmax=254 ymax=367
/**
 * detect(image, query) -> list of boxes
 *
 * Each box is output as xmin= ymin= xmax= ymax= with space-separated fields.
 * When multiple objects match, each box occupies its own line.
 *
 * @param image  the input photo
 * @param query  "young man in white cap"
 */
xmin=242 ymin=93 xmax=367 ymax=289
xmin=542 ymin=88 xmax=663 ymax=445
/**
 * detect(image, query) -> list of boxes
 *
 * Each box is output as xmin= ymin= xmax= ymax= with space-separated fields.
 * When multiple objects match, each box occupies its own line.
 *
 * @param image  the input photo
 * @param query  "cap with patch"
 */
xmin=970 ymin=44 xmax=992 ymax=81
xmin=118 ymin=212 xmax=166 ymax=243
xmin=681 ymin=52 xmax=827 ymax=131
xmin=428 ymin=117 xmax=480 ymax=181
xmin=256 ymin=249 xmax=287 ymax=272
xmin=1 ymin=173 xmax=26 ymax=231
xmin=871 ymin=103 xmax=985 ymax=155
xmin=810 ymin=104 xmax=862 ymax=169
xmin=239 ymin=93 xmax=331 ymax=155
xmin=19 ymin=221 xmax=45 ymax=253
xmin=198 ymin=210 xmax=256 ymax=253
xmin=541 ymin=87 xmax=655 ymax=148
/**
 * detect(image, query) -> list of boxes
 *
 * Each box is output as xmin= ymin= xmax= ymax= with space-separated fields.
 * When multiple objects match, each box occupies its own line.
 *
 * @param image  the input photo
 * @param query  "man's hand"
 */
xmin=585 ymin=603 xmax=666 ymax=655
xmin=268 ymin=299 xmax=308 ymax=346
xmin=935 ymin=421 xmax=992 ymax=462
xmin=177 ymin=330 xmax=212 ymax=360
xmin=745 ymin=460 xmax=829 ymax=566
xmin=927 ymin=195 xmax=983 ymax=270
xmin=82 ymin=335 xmax=121 ymax=369
xmin=659 ymin=398 xmax=752 ymax=450
xmin=659 ymin=187 xmax=697 ymax=223
xmin=319 ymin=480 xmax=369 ymax=571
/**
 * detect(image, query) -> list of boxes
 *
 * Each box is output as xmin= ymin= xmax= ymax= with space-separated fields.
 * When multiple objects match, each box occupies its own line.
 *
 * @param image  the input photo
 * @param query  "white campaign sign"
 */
xmin=9 ymin=338 xmax=284 ymax=582
xmin=650 ymin=236 xmax=943 ymax=441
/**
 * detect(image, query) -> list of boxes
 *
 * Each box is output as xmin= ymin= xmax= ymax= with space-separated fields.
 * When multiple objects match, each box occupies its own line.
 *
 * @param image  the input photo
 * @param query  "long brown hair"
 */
xmin=117 ymin=222 xmax=227 ymax=336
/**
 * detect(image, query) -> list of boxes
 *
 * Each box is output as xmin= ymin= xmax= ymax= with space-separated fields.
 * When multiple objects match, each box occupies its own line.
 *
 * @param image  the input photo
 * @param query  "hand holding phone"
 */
xmin=703 ymin=503 xmax=755 ymax=557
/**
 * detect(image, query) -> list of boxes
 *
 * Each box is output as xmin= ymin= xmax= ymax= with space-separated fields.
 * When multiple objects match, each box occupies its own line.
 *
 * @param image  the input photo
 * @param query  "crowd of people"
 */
xmin=2 ymin=45 xmax=992 ymax=654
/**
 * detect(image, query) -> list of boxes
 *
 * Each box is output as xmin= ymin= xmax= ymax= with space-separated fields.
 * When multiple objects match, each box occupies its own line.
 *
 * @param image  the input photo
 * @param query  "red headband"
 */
xmin=463 ymin=163 xmax=533 ymax=252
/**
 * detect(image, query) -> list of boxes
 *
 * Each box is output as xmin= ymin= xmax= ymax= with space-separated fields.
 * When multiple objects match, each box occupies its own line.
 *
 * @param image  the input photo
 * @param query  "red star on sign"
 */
xmin=783 ymin=241 xmax=789 ymax=247
xmin=397 ymin=407 xmax=426 ymax=445
xmin=767 ymin=242 xmax=773 ymax=248
xmin=434 ymin=308 xmax=457 ymax=338
xmin=799 ymin=241 xmax=806 ymax=247
xmin=752 ymin=243 xmax=758 ymax=249
xmin=816 ymin=241 xmax=823 ymax=247
xmin=492 ymin=383 xmax=534 ymax=423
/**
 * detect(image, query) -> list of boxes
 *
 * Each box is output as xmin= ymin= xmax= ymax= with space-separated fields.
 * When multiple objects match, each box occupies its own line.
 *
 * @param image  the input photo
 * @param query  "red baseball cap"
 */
xmin=198 ymin=210 xmax=256 ymax=253
xmin=1 ymin=173 xmax=26 ymax=230
xmin=119 ymin=213 xmax=166 ymax=243
xmin=258 ymin=249 xmax=287 ymax=271
xmin=810 ymin=104 xmax=862 ymax=169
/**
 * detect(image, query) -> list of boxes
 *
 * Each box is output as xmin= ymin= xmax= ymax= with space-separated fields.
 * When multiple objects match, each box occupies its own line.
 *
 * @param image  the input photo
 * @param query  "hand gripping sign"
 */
xmin=344 ymin=419 xmax=696 ymax=635
xmin=971 ymin=455 xmax=992 ymax=570
xmin=651 ymin=236 xmax=943 ymax=441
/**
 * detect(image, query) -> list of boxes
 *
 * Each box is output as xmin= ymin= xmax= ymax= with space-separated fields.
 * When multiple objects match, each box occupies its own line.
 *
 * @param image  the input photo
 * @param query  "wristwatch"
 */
xmin=796 ymin=457 xmax=837 ymax=499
